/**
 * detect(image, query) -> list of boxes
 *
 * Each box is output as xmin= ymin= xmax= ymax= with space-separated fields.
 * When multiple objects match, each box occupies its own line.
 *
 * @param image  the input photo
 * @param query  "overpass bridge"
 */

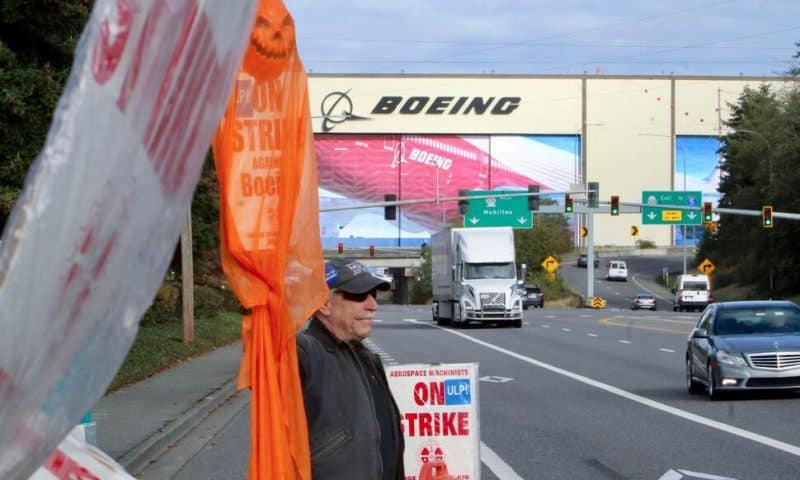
xmin=323 ymin=247 xmax=425 ymax=304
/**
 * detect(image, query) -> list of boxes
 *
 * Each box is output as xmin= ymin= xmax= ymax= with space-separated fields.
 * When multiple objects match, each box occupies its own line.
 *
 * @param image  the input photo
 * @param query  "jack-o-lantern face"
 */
xmin=242 ymin=0 xmax=296 ymax=79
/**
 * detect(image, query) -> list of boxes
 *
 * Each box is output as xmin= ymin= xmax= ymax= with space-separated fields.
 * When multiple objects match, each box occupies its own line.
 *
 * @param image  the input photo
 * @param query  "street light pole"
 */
xmin=680 ymin=146 xmax=687 ymax=274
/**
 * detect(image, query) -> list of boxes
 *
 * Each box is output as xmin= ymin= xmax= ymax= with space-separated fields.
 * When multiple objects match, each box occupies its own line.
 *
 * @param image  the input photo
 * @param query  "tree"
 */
xmin=789 ymin=41 xmax=800 ymax=77
xmin=513 ymin=209 xmax=572 ymax=282
xmin=0 ymin=0 xmax=91 ymax=230
xmin=409 ymin=245 xmax=432 ymax=304
xmin=699 ymin=82 xmax=800 ymax=295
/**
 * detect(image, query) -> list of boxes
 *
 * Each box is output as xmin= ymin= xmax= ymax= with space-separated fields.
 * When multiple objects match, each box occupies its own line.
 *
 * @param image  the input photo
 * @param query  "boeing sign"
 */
xmin=319 ymin=89 xmax=521 ymax=132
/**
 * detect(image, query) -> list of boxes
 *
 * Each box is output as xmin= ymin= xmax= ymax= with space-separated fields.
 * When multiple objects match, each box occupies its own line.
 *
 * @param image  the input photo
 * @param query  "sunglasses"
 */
xmin=336 ymin=288 xmax=379 ymax=303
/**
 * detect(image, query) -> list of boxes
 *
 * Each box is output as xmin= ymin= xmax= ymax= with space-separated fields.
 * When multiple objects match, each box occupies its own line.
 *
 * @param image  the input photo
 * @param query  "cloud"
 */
xmin=289 ymin=0 xmax=800 ymax=75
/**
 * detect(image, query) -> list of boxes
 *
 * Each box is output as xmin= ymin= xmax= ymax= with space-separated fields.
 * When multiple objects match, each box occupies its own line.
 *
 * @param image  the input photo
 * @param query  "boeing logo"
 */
xmin=319 ymin=90 xmax=522 ymax=132
xmin=320 ymin=90 xmax=370 ymax=132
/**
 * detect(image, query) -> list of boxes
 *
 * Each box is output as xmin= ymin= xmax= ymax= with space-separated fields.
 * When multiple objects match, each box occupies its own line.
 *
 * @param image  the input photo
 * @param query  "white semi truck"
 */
xmin=431 ymin=227 xmax=523 ymax=328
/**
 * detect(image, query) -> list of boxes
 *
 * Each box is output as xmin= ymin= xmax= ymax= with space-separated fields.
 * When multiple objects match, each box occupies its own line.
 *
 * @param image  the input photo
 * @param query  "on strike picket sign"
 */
xmin=386 ymin=363 xmax=480 ymax=480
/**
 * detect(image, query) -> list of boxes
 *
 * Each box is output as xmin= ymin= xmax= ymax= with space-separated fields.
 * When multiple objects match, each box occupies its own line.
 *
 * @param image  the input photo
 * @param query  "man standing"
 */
xmin=297 ymin=258 xmax=405 ymax=479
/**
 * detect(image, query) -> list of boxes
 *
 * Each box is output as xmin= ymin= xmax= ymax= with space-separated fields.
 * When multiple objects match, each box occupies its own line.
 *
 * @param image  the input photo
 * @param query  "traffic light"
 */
xmin=528 ymin=185 xmax=540 ymax=211
xmin=337 ymin=242 xmax=344 ymax=254
xmin=458 ymin=189 xmax=469 ymax=215
xmin=369 ymin=245 xmax=375 ymax=256
xmin=703 ymin=202 xmax=713 ymax=223
xmin=762 ymin=205 xmax=774 ymax=228
xmin=564 ymin=194 xmax=573 ymax=213
xmin=587 ymin=182 xmax=599 ymax=208
xmin=610 ymin=195 xmax=620 ymax=216
xmin=384 ymin=194 xmax=397 ymax=220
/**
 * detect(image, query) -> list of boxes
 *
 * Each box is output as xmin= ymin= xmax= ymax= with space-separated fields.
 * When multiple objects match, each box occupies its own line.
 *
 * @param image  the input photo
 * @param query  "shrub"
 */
xmin=140 ymin=283 xmax=180 ymax=326
xmin=636 ymin=239 xmax=657 ymax=249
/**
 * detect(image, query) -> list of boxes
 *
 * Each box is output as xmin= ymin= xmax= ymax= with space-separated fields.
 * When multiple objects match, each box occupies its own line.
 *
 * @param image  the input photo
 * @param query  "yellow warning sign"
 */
xmin=698 ymin=258 xmax=716 ymax=276
xmin=541 ymin=255 xmax=560 ymax=273
xmin=589 ymin=297 xmax=607 ymax=309
xmin=662 ymin=210 xmax=682 ymax=222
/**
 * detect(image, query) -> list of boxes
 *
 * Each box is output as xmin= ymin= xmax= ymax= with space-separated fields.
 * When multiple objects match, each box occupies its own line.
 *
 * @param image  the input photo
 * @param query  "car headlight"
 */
xmin=717 ymin=349 xmax=747 ymax=367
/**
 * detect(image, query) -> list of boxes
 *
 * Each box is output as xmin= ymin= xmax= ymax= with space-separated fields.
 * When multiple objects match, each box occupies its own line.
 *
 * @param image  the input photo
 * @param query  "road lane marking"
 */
xmin=562 ymin=328 xmax=571 ymax=332
xmin=481 ymin=441 xmax=524 ymax=480
xmin=618 ymin=340 xmax=632 ymax=344
xmin=630 ymin=274 xmax=670 ymax=302
xmin=579 ymin=315 xmax=593 ymax=318
xmin=599 ymin=317 xmax=690 ymax=335
xmin=544 ymin=315 xmax=556 ymax=319
xmin=659 ymin=469 xmax=737 ymax=480
xmin=542 ymin=325 xmax=551 ymax=328
xmin=660 ymin=348 xmax=676 ymax=353
xmin=587 ymin=333 xmax=598 ymax=337
xmin=480 ymin=376 xmax=514 ymax=384
xmin=405 ymin=319 xmax=800 ymax=458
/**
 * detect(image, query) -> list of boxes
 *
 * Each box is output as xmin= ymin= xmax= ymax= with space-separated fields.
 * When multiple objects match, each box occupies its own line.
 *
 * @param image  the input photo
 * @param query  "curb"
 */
xmin=118 ymin=377 xmax=239 ymax=474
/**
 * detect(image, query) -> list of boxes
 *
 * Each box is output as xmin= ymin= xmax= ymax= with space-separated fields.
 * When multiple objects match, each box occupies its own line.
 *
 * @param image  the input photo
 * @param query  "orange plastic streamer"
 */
xmin=212 ymin=1 xmax=327 ymax=478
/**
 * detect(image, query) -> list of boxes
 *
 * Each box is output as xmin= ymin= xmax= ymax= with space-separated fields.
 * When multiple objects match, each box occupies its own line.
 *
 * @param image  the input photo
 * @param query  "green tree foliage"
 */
xmin=513 ymin=210 xmax=573 ymax=283
xmin=0 ymin=0 xmax=91 ymax=229
xmin=409 ymin=245 xmax=432 ymax=304
xmin=698 ymin=83 xmax=800 ymax=296
xmin=789 ymin=41 xmax=800 ymax=77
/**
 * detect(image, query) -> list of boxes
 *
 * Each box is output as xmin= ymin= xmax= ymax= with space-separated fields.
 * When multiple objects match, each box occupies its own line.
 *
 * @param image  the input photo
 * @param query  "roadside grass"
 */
xmin=108 ymin=310 xmax=241 ymax=393
xmin=529 ymin=271 xmax=581 ymax=307
xmin=655 ymin=272 xmax=800 ymax=304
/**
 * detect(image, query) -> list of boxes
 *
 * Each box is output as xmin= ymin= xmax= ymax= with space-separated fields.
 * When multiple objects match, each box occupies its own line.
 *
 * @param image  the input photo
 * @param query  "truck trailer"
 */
xmin=431 ymin=227 xmax=523 ymax=328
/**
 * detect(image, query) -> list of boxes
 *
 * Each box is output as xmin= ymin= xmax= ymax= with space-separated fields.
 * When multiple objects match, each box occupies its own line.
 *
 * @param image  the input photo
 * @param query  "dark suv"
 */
xmin=521 ymin=285 xmax=544 ymax=309
xmin=577 ymin=254 xmax=600 ymax=268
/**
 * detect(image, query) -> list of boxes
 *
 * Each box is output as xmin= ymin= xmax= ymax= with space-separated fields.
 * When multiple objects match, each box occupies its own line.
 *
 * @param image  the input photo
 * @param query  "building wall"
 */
xmin=308 ymin=74 xmax=793 ymax=246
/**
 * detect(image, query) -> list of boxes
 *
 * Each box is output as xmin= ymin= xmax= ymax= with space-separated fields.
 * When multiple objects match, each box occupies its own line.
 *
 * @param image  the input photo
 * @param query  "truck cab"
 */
xmin=431 ymin=227 xmax=523 ymax=328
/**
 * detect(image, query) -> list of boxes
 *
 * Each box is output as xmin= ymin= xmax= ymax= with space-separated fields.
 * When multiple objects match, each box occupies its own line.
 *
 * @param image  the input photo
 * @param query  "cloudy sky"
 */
xmin=287 ymin=0 xmax=800 ymax=77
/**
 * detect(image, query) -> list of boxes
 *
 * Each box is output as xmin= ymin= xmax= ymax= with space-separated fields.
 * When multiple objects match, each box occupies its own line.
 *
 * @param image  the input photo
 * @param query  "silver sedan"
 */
xmin=686 ymin=300 xmax=800 ymax=400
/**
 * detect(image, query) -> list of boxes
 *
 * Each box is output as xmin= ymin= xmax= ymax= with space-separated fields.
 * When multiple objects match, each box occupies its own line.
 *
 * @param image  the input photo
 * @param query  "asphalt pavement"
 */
xmin=91 ymin=252 xmax=680 ymax=476
xmin=93 ymin=342 xmax=243 ymax=475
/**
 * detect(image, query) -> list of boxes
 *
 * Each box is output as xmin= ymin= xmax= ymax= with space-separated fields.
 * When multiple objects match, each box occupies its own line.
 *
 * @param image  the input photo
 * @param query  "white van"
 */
xmin=672 ymin=274 xmax=711 ymax=312
xmin=606 ymin=261 xmax=628 ymax=282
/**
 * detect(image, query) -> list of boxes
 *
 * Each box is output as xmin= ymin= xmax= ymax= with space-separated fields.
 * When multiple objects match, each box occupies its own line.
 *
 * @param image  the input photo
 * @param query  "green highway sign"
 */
xmin=642 ymin=190 xmax=703 ymax=225
xmin=463 ymin=190 xmax=533 ymax=229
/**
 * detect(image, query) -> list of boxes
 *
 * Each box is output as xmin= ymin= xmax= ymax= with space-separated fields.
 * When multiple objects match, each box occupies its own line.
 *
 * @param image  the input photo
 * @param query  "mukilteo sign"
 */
xmin=319 ymin=90 xmax=521 ymax=132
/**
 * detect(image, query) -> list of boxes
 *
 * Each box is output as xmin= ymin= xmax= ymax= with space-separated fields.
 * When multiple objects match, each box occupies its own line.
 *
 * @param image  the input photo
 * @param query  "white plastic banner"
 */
xmin=0 ymin=0 xmax=257 ymax=478
xmin=29 ymin=432 xmax=134 ymax=480
xmin=386 ymin=363 xmax=481 ymax=480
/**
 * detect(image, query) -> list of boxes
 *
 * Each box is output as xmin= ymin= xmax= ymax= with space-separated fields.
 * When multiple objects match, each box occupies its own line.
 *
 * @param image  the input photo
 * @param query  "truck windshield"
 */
xmin=464 ymin=262 xmax=515 ymax=279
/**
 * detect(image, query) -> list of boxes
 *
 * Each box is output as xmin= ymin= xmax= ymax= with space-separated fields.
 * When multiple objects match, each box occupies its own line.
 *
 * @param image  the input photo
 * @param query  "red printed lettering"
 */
xmin=240 ymin=169 xmax=280 ymax=197
xmin=112 ymin=0 xmax=235 ymax=197
xmin=402 ymin=411 xmax=469 ymax=437
xmin=413 ymin=381 xmax=445 ymax=406
xmin=92 ymin=0 xmax=135 ymax=85
xmin=44 ymin=449 xmax=101 ymax=480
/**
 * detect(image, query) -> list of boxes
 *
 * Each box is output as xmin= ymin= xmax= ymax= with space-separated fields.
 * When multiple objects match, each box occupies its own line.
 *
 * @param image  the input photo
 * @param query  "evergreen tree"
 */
xmin=0 ymin=0 xmax=91 ymax=230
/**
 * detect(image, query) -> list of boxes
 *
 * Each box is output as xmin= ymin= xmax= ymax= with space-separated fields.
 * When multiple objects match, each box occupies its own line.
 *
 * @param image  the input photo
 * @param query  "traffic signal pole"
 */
xmin=587 ymin=211 xmax=595 ymax=300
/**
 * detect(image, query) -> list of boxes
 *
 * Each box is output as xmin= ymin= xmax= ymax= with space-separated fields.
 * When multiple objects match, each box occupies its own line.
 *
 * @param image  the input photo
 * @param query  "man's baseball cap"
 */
xmin=325 ymin=258 xmax=391 ymax=294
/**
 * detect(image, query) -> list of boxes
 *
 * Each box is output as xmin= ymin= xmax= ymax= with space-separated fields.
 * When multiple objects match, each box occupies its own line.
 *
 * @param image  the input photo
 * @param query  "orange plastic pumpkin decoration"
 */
xmin=242 ymin=0 xmax=295 ymax=79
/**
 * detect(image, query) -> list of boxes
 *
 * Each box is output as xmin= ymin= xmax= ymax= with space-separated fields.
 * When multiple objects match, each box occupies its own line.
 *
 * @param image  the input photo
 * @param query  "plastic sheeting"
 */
xmin=0 ymin=0 xmax=257 ymax=477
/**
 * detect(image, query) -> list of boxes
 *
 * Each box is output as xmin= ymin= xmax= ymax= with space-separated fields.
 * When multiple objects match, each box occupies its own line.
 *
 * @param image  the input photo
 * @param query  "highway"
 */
xmin=141 ymin=256 xmax=800 ymax=480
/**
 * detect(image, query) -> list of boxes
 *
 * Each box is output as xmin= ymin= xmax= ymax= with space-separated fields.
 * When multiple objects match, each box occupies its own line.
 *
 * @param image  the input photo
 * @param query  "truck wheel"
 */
xmin=513 ymin=319 xmax=522 ymax=328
